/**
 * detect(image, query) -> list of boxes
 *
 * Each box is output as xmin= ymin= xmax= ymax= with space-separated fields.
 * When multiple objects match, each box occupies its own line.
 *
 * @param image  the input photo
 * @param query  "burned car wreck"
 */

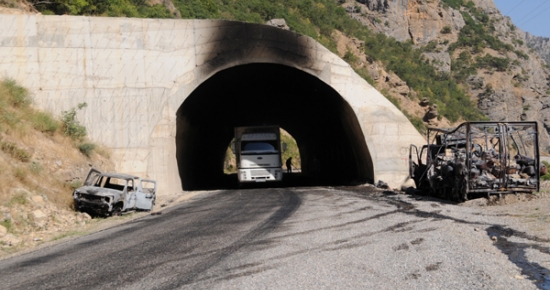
xmin=409 ymin=122 xmax=540 ymax=201
xmin=73 ymin=168 xmax=157 ymax=216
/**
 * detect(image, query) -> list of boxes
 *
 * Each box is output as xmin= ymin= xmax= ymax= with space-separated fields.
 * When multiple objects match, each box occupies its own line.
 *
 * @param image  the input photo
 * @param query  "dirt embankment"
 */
xmin=0 ymin=78 xmax=115 ymax=256
xmin=0 ymin=129 xmax=115 ymax=256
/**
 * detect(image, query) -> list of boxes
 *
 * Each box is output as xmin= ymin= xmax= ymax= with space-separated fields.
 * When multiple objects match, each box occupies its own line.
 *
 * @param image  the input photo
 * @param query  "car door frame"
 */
xmin=84 ymin=168 xmax=102 ymax=186
xmin=123 ymin=178 xmax=137 ymax=210
xmin=135 ymin=179 xmax=157 ymax=211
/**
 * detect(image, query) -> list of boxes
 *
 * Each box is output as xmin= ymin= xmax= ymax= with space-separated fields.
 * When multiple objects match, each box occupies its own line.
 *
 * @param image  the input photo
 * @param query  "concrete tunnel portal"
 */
xmin=1 ymin=16 xmax=426 ymax=194
xmin=176 ymin=63 xmax=374 ymax=190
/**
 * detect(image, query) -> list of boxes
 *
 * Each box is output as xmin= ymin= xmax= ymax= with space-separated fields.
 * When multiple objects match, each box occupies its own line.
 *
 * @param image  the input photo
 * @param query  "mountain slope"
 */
xmin=340 ymin=0 xmax=550 ymax=149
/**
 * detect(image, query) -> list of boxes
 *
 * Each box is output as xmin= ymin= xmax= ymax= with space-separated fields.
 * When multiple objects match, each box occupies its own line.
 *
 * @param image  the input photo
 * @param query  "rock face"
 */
xmin=343 ymin=0 xmax=550 ymax=153
xmin=469 ymin=0 xmax=499 ymax=14
xmin=525 ymin=34 xmax=550 ymax=66
xmin=352 ymin=0 xmax=465 ymax=44
xmin=423 ymin=52 xmax=451 ymax=73
xmin=424 ymin=104 xmax=439 ymax=121
xmin=478 ymin=91 xmax=523 ymax=121
xmin=266 ymin=18 xmax=290 ymax=30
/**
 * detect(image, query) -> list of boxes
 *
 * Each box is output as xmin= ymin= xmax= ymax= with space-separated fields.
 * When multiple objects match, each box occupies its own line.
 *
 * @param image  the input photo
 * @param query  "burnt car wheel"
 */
xmin=111 ymin=204 xmax=123 ymax=216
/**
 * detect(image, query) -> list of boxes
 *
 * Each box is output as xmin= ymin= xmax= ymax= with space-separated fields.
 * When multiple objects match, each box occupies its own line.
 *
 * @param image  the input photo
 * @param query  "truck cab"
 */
xmin=234 ymin=126 xmax=284 ymax=183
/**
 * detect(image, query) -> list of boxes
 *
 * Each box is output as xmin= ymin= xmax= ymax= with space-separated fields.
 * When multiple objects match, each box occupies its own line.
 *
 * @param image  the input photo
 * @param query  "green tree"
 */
xmin=31 ymin=0 xmax=90 ymax=15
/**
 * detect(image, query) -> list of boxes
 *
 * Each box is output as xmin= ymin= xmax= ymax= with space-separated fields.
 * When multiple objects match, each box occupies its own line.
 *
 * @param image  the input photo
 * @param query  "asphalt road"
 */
xmin=0 ymin=186 xmax=546 ymax=289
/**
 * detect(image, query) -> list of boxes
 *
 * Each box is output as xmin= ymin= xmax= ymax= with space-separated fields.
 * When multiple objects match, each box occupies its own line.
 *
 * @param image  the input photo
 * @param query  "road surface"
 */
xmin=0 ymin=186 xmax=547 ymax=289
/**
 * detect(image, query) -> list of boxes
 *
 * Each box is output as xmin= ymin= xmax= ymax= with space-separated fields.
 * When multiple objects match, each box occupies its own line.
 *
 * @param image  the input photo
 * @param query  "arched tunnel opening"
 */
xmin=176 ymin=63 xmax=374 ymax=190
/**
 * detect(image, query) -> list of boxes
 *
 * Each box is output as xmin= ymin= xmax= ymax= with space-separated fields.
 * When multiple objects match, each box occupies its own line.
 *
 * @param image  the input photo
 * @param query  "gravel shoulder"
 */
xmin=0 ymin=190 xmax=210 ymax=261
xmin=462 ymin=191 xmax=550 ymax=241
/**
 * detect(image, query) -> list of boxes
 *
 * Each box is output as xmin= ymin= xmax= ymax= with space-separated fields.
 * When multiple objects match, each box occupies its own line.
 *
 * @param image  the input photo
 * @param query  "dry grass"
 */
xmin=0 ymin=155 xmax=14 ymax=200
xmin=94 ymin=144 xmax=112 ymax=159
xmin=0 ymin=79 xmax=113 ymax=210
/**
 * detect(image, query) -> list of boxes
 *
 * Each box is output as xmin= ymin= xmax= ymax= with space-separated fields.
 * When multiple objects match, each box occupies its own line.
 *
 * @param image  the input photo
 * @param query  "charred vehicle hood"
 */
xmin=75 ymin=186 xmax=123 ymax=198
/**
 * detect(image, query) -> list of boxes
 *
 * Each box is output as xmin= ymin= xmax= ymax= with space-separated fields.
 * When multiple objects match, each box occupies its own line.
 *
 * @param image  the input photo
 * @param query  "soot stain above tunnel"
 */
xmin=198 ymin=21 xmax=313 ymax=77
xmin=176 ymin=63 xmax=373 ymax=190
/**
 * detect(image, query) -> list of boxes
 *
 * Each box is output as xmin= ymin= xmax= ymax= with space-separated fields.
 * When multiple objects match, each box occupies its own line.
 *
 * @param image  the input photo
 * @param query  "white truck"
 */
xmin=233 ymin=126 xmax=285 ymax=183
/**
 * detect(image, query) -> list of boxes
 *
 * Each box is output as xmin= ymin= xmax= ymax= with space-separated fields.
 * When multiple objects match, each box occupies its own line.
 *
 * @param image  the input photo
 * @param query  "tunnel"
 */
xmin=176 ymin=63 xmax=374 ymax=190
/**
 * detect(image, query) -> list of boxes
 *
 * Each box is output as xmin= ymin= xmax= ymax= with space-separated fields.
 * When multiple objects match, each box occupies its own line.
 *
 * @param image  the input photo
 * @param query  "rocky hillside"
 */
xmin=525 ymin=34 xmax=550 ymax=66
xmin=0 ymin=79 xmax=114 ymax=256
xmin=338 ymin=0 xmax=550 ymax=151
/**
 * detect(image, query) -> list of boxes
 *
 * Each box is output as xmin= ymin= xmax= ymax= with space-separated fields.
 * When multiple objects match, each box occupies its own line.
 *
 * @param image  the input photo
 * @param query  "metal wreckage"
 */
xmin=73 ymin=168 xmax=157 ymax=216
xmin=409 ymin=121 xmax=540 ymax=201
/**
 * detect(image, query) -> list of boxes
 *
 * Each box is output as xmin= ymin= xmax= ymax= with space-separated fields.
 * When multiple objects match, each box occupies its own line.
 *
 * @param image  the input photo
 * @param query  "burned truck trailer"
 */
xmin=409 ymin=122 xmax=540 ymax=201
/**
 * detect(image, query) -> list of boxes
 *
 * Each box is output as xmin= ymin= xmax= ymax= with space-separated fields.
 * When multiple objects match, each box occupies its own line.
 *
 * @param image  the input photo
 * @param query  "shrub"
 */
xmin=0 ymin=219 xmax=12 ymax=233
xmin=30 ymin=111 xmax=60 ymax=134
xmin=475 ymin=54 xmax=510 ymax=72
xmin=422 ymin=40 xmax=438 ymax=52
xmin=137 ymin=4 xmax=174 ymax=18
xmin=14 ymin=166 xmax=27 ymax=181
xmin=29 ymin=161 xmax=43 ymax=175
xmin=515 ymin=50 xmax=529 ymax=60
xmin=0 ymin=111 xmax=19 ymax=128
xmin=354 ymin=68 xmax=376 ymax=87
xmin=449 ymin=9 xmax=514 ymax=55
xmin=440 ymin=0 xmax=464 ymax=9
xmin=514 ymin=39 xmax=524 ymax=46
xmin=79 ymin=142 xmax=96 ymax=157
xmin=441 ymin=26 xmax=451 ymax=34
xmin=62 ymin=102 xmax=88 ymax=141
xmin=343 ymin=50 xmax=358 ymax=64
xmin=403 ymin=110 xmax=426 ymax=134
xmin=0 ymin=141 xmax=31 ymax=162
xmin=8 ymin=190 xmax=28 ymax=206
xmin=1 ymin=79 xmax=31 ymax=108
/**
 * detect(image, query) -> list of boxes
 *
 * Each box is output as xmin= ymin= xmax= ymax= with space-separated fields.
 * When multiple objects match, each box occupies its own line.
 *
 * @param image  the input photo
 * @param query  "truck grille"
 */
xmin=250 ymin=169 xmax=270 ymax=177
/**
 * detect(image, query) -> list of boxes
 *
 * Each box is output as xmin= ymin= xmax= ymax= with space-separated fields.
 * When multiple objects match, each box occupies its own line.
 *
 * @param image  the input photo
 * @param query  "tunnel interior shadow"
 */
xmin=176 ymin=63 xmax=373 ymax=190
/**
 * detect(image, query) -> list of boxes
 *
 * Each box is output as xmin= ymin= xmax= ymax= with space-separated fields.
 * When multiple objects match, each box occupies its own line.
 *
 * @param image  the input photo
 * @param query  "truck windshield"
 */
xmin=241 ymin=141 xmax=278 ymax=154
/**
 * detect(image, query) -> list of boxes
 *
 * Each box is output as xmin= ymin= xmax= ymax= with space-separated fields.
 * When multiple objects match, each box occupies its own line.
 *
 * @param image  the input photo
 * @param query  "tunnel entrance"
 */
xmin=176 ymin=63 xmax=374 ymax=190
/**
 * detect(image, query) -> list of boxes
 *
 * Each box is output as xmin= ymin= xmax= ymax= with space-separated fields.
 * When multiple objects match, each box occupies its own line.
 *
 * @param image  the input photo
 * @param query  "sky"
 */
xmin=493 ymin=0 xmax=550 ymax=38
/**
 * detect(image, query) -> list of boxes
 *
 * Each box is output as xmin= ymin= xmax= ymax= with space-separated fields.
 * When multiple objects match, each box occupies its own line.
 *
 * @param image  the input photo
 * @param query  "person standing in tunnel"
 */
xmin=286 ymin=157 xmax=292 ymax=173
